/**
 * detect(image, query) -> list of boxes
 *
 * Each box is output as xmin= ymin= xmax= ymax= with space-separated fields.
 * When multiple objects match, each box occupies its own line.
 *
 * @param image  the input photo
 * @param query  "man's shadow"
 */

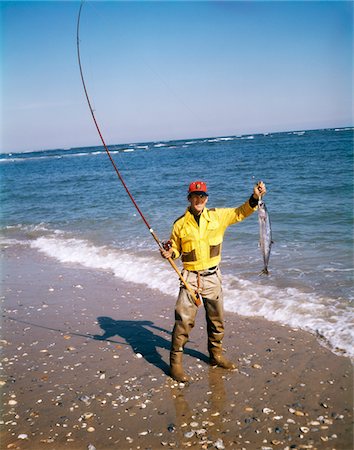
xmin=93 ymin=316 xmax=208 ymax=375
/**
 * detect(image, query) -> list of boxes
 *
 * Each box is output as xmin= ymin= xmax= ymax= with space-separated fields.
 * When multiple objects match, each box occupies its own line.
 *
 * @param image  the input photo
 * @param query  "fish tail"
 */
xmin=259 ymin=267 xmax=269 ymax=276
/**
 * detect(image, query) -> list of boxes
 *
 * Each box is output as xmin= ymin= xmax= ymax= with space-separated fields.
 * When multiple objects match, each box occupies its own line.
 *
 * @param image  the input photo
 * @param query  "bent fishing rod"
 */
xmin=76 ymin=3 xmax=201 ymax=307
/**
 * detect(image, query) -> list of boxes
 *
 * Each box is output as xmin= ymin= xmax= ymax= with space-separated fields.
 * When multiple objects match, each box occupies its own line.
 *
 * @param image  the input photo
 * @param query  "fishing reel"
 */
xmin=161 ymin=240 xmax=172 ymax=251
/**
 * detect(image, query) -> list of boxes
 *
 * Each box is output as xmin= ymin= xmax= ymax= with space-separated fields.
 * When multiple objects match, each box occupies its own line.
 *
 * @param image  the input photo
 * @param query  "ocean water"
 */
xmin=1 ymin=128 xmax=353 ymax=358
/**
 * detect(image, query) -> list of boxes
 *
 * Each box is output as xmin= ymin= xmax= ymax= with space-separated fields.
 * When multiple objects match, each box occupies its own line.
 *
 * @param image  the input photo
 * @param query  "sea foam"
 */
xmin=29 ymin=232 xmax=354 ymax=359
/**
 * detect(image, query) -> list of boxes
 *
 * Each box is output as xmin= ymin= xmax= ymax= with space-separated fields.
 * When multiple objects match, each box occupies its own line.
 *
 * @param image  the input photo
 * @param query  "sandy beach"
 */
xmin=0 ymin=245 xmax=352 ymax=450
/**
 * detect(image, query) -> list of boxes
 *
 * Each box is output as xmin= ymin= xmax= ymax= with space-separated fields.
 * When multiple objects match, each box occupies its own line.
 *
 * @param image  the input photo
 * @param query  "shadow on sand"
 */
xmin=93 ymin=316 xmax=208 ymax=375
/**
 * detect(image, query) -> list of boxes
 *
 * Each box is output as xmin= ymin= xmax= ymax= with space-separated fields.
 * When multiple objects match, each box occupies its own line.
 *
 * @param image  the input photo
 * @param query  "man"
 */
xmin=160 ymin=180 xmax=267 ymax=382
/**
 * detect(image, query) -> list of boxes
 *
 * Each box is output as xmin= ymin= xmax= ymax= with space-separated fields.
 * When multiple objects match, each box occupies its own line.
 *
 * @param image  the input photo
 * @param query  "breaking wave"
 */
xmin=23 ymin=230 xmax=354 ymax=360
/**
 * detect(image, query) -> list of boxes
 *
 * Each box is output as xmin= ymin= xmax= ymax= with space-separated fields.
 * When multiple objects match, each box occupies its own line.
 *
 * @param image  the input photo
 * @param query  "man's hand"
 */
xmin=253 ymin=181 xmax=267 ymax=199
xmin=160 ymin=240 xmax=174 ymax=259
xmin=160 ymin=247 xmax=174 ymax=259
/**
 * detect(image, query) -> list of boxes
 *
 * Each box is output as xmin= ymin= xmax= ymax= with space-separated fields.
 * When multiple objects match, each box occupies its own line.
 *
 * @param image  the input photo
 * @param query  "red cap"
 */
xmin=188 ymin=181 xmax=208 ymax=196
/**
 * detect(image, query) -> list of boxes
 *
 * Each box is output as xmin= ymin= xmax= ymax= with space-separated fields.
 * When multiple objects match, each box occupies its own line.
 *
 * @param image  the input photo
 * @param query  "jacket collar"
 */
xmin=185 ymin=207 xmax=211 ymax=222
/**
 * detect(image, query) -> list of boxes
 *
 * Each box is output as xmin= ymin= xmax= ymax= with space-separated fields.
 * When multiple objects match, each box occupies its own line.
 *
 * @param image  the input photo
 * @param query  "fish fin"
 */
xmin=259 ymin=268 xmax=269 ymax=276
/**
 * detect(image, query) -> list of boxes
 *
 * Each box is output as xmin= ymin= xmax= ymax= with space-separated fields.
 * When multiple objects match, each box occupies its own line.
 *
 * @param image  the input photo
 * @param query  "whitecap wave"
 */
xmin=222 ymin=276 xmax=354 ymax=359
xmin=0 ymin=148 xmax=127 ymax=164
xmin=0 ymin=159 xmax=16 ymax=164
xmin=30 ymin=235 xmax=178 ymax=296
xmin=206 ymin=137 xmax=234 ymax=143
xmin=28 ymin=232 xmax=354 ymax=359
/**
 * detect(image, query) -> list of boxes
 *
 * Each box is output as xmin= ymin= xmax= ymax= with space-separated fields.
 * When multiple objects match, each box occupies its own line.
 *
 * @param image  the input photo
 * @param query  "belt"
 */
xmin=190 ymin=266 xmax=218 ymax=276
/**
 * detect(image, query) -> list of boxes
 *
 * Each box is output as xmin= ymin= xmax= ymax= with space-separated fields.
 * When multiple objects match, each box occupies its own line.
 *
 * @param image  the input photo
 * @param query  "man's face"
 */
xmin=189 ymin=193 xmax=208 ymax=215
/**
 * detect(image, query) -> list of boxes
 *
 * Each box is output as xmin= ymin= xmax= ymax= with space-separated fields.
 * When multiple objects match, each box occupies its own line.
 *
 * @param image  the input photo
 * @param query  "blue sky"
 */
xmin=1 ymin=1 xmax=353 ymax=153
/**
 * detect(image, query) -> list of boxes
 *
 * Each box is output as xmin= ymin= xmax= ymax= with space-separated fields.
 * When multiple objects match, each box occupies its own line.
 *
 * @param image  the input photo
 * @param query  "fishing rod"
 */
xmin=76 ymin=2 xmax=201 ymax=307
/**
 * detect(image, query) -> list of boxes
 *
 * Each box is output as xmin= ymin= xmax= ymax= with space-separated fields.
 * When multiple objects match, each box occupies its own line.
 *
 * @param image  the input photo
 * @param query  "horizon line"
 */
xmin=1 ymin=125 xmax=353 ymax=155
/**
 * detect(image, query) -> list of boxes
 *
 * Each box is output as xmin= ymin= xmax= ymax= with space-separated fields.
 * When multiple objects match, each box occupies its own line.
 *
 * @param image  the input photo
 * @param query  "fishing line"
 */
xmin=86 ymin=0 xmax=209 ymax=136
xmin=138 ymin=57 xmax=210 ymax=133
xmin=77 ymin=2 xmax=151 ymax=232
xmin=76 ymin=1 xmax=202 ymax=306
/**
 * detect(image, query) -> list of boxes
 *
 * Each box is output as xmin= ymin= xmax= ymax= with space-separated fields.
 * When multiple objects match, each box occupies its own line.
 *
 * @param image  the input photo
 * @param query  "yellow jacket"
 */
xmin=170 ymin=199 xmax=257 ymax=271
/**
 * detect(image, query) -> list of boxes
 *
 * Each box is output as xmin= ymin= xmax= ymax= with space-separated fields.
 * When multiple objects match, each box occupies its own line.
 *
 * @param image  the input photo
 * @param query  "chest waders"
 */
xmin=170 ymin=267 xmax=236 ymax=383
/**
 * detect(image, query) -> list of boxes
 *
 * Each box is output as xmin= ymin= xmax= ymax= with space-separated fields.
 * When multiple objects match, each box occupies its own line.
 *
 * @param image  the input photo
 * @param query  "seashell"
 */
xmin=309 ymin=420 xmax=320 ymax=426
xmin=8 ymin=400 xmax=17 ymax=406
xmin=167 ymin=423 xmax=175 ymax=433
xmin=195 ymin=429 xmax=207 ymax=436
xmin=17 ymin=434 xmax=28 ymax=440
xmin=184 ymin=431 xmax=195 ymax=438
xmin=79 ymin=395 xmax=91 ymax=405
xmin=300 ymin=426 xmax=310 ymax=433
xmin=214 ymin=438 xmax=225 ymax=450
xmin=320 ymin=402 xmax=328 ymax=408
xmin=262 ymin=407 xmax=273 ymax=414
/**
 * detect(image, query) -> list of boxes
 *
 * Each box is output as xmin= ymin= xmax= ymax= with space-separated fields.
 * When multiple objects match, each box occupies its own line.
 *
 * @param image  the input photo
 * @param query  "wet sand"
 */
xmin=0 ymin=245 xmax=353 ymax=450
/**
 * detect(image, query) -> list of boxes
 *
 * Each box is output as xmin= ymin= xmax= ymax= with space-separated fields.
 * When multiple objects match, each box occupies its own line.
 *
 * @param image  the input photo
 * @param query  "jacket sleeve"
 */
xmin=218 ymin=198 xmax=257 ymax=228
xmin=170 ymin=223 xmax=182 ymax=259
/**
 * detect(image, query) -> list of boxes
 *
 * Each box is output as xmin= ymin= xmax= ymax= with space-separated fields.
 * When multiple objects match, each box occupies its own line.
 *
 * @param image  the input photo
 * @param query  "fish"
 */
xmin=258 ymin=198 xmax=272 ymax=275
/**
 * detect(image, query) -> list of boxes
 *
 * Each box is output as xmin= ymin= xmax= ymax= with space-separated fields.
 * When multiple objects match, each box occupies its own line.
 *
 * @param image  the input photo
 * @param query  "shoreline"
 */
xmin=1 ymin=245 xmax=353 ymax=449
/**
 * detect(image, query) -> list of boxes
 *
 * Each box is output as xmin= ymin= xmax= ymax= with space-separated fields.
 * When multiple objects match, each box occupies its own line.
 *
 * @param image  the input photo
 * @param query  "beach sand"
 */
xmin=0 ymin=245 xmax=352 ymax=450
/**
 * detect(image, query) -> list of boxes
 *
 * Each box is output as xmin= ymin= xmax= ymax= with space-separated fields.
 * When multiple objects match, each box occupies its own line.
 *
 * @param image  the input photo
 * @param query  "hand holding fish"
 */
xmin=253 ymin=181 xmax=267 ymax=199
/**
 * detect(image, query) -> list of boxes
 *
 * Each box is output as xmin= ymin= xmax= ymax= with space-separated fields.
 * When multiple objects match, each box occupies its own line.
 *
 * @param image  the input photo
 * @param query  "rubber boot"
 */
xmin=170 ymin=351 xmax=189 ymax=382
xmin=209 ymin=349 xmax=236 ymax=370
